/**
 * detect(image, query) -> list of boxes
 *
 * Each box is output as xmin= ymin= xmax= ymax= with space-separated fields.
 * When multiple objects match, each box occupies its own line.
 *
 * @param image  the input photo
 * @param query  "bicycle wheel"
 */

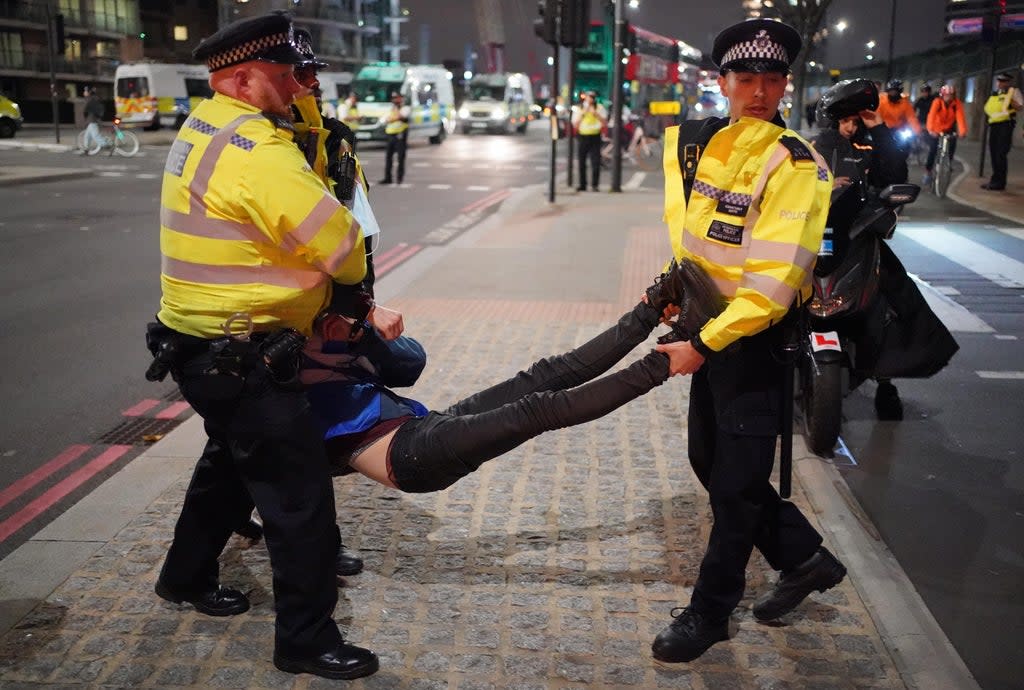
xmin=113 ymin=129 xmax=140 ymax=157
xmin=633 ymin=137 xmax=662 ymax=171
xmin=78 ymin=129 xmax=101 ymax=155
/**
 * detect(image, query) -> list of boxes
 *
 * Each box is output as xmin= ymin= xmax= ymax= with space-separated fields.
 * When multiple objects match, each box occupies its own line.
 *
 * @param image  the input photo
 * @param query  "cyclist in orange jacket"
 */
xmin=923 ymin=85 xmax=967 ymax=185
xmin=876 ymin=79 xmax=920 ymax=156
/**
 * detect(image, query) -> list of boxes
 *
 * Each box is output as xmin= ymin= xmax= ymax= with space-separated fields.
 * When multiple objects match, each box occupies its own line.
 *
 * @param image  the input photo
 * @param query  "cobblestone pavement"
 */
xmin=0 ymin=189 xmax=918 ymax=688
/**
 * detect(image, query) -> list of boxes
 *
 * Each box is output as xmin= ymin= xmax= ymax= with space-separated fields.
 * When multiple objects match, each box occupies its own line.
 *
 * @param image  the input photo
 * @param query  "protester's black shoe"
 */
xmin=336 ymin=543 xmax=365 ymax=579
xmin=651 ymin=607 xmax=729 ymax=662
xmin=980 ymin=183 xmax=1005 ymax=191
xmin=274 ymin=643 xmax=379 ymax=680
xmin=234 ymin=517 xmax=263 ymax=542
xmin=874 ymin=381 xmax=904 ymax=421
xmin=378 ymin=178 xmax=393 ymax=185
xmin=155 ymin=579 xmax=250 ymax=617
xmin=752 ymin=547 xmax=846 ymax=621
xmin=576 ymin=186 xmax=586 ymax=192
xmin=644 ymin=259 xmax=686 ymax=315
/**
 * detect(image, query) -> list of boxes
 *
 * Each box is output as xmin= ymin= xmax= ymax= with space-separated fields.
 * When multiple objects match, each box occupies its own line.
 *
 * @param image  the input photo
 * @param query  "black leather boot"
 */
xmin=753 ymin=546 xmax=846 ymax=621
xmin=336 ymin=542 xmax=364 ymax=579
xmin=651 ymin=607 xmax=730 ymax=662
xmin=874 ymin=380 xmax=904 ymax=421
xmin=274 ymin=642 xmax=379 ymax=680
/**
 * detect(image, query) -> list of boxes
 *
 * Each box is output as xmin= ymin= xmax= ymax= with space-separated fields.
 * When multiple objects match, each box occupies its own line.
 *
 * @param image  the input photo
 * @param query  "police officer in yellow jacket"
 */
xmin=146 ymin=12 xmax=378 ymax=681
xmin=982 ymin=71 xmax=1023 ymax=191
xmin=651 ymin=18 xmax=846 ymax=663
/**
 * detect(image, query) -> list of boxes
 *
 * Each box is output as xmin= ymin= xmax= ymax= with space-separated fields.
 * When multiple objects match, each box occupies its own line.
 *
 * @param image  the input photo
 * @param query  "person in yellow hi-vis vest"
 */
xmin=650 ymin=18 xmax=843 ymax=664
xmin=571 ymin=91 xmax=607 ymax=191
xmin=339 ymin=93 xmax=361 ymax=132
xmin=982 ymin=71 xmax=1023 ymax=191
xmin=380 ymin=91 xmax=410 ymax=184
xmin=144 ymin=13 xmax=379 ymax=682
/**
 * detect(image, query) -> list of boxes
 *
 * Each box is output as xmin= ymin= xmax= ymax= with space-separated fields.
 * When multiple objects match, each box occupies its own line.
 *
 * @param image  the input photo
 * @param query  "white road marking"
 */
xmin=976 ymin=371 xmax=1024 ymax=379
xmin=901 ymin=224 xmax=1024 ymax=288
xmin=98 ymin=172 xmax=125 ymax=177
xmin=428 ymin=184 xmax=452 ymax=190
xmin=909 ymin=273 xmax=994 ymax=333
xmin=467 ymin=185 xmax=491 ymax=191
xmin=994 ymin=334 xmax=1018 ymax=340
xmin=995 ymin=227 xmax=1024 ymax=241
xmin=623 ymin=172 xmax=646 ymax=190
xmin=137 ymin=173 xmax=158 ymax=179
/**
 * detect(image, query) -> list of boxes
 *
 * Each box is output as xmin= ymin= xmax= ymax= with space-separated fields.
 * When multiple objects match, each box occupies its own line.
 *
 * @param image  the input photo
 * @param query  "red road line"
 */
xmin=460 ymin=188 xmax=508 ymax=214
xmin=122 ymin=399 xmax=161 ymax=417
xmin=374 ymin=244 xmax=423 ymax=277
xmin=370 ymin=242 xmax=408 ymax=265
xmin=155 ymin=401 xmax=191 ymax=419
xmin=0 ymin=445 xmax=132 ymax=543
xmin=0 ymin=445 xmax=90 ymax=511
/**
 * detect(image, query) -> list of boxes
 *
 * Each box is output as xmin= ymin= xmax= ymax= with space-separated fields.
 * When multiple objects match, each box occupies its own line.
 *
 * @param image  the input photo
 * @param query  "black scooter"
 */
xmin=799 ymin=183 xmax=920 ymax=457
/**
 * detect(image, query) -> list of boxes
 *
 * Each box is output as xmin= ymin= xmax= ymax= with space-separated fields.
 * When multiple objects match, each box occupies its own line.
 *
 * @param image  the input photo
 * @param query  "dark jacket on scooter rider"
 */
xmin=812 ymin=80 xmax=957 ymax=408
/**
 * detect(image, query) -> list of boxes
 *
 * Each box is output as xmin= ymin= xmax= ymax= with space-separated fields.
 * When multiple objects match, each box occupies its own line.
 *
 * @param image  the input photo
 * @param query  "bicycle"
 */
xmin=76 ymin=117 xmax=140 ymax=157
xmin=932 ymin=131 xmax=956 ymax=199
xmin=909 ymin=133 xmax=930 ymax=168
xmin=600 ymin=126 xmax=663 ymax=172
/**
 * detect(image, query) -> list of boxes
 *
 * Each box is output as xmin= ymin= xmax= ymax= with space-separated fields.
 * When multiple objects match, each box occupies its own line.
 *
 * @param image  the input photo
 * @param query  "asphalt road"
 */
xmin=0 ymin=129 xmax=1021 ymax=688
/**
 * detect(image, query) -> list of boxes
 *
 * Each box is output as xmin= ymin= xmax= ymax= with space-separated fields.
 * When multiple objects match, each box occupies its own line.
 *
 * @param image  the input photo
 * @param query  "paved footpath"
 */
xmin=0 ymin=139 xmax=1006 ymax=687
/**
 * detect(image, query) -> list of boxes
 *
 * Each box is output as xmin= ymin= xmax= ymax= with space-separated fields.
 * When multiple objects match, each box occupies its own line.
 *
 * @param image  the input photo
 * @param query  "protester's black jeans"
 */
xmin=389 ymin=302 xmax=668 ymax=492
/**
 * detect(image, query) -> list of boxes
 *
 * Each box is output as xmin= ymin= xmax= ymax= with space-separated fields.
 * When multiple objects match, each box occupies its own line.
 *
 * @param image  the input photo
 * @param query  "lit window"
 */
xmin=174 ymin=26 xmax=188 ymax=42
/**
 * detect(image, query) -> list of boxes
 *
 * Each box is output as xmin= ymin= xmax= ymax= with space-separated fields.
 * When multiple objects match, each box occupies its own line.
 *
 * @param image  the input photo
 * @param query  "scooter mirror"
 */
xmin=879 ymin=183 xmax=920 ymax=207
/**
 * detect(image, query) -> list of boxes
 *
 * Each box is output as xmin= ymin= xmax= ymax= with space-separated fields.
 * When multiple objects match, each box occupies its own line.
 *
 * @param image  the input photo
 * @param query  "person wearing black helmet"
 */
xmin=876 ymin=79 xmax=921 ymax=154
xmin=813 ymin=79 xmax=918 ymax=421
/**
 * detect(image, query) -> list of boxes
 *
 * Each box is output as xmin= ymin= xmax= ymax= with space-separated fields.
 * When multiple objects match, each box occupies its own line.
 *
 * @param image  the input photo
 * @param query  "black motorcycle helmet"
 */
xmin=885 ymin=79 xmax=903 ymax=92
xmin=816 ymin=79 xmax=879 ymax=129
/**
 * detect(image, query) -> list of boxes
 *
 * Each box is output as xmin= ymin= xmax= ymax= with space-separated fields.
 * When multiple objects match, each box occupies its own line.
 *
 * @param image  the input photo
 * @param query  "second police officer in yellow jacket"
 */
xmin=147 ymin=12 xmax=379 ymax=681
xmin=651 ymin=18 xmax=847 ymax=663
xmin=982 ymin=71 xmax=1023 ymax=191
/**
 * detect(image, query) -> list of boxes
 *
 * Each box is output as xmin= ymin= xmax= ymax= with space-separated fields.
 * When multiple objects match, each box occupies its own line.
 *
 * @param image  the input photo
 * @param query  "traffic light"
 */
xmin=53 ymin=13 xmax=66 ymax=54
xmin=534 ymin=0 xmax=557 ymax=45
xmin=558 ymin=0 xmax=590 ymax=48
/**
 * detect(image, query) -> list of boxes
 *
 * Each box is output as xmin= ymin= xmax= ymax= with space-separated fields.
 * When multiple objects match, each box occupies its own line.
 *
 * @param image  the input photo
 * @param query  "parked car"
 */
xmin=0 ymin=93 xmax=23 ymax=138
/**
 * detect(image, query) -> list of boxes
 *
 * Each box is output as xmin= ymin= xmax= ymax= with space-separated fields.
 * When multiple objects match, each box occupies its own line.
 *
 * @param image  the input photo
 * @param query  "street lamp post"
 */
xmin=885 ymin=0 xmax=897 ymax=82
xmin=609 ymin=0 xmax=625 ymax=192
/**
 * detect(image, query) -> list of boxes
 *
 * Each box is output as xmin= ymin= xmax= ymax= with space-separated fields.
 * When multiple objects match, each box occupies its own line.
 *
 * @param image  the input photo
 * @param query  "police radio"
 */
xmin=333 ymin=150 xmax=357 ymax=205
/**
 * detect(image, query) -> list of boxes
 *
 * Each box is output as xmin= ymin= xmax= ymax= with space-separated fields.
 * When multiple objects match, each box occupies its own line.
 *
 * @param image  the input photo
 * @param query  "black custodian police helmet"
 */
xmin=816 ymin=79 xmax=879 ymax=128
xmin=711 ymin=18 xmax=802 ymax=74
xmin=294 ymin=28 xmax=329 ymax=69
xmin=193 ymin=11 xmax=306 ymax=72
xmin=885 ymin=79 xmax=903 ymax=92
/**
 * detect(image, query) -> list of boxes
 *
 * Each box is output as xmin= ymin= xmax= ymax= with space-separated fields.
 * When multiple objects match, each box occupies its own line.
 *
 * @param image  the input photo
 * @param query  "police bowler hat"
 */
xmin=294 ymin=28 xmax=329 ymax=70
xmin=712 ymin=18 xmax=801 ymax=74
xmin=193 ymin=11 xmax=306 ymax=72
xmin=995 ymin=72 xmax=1014 ymax=82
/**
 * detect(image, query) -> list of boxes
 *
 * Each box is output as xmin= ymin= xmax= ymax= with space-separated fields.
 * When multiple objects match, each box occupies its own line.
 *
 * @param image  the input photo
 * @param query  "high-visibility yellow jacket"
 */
xmin=385 ymin=104 xmax=410 ymax=134
xmin=663 ymin=117 xmax=832 ymax=353
xmin=984 ymin=87 xmax=1021 ymax=124
xmin=158 ymin=92 xmax=366 ymax=339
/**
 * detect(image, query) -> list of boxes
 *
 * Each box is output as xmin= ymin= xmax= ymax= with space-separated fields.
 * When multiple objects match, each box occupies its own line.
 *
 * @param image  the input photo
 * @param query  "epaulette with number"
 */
xmin=779 ymin=135 xmax=814 ymax=162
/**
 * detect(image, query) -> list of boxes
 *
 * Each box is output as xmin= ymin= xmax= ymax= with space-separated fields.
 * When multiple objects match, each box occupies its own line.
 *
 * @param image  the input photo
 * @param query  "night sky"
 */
xmin=403 ymin=0 xmax=948 ymax=76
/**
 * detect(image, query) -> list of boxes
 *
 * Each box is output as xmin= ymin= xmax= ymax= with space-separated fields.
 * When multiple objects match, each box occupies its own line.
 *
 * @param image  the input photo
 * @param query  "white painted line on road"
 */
xmin=533 ymin=165 xmax=547 ymax=171
xmin=909 ymin=272 xmax=994 ymax=333
xmin=473 ymin=164 xmax=491 ymax=169
xmin=934 ymin=285 xmax=960 ymax=295
xmin=976 ymin=371 xmax=1024 ymax=379
xmin=413 ymin=162 xmax=430 ymax=167
xmin=623 ymin=172 xmax=646 ymax=190
xmin=467 ymin=185 xmax=491 ymax=191
xmin=901 ymin=224 xmax=1024 ymax=288
xmin=946 ymin=216 xmax=986 ymax=221
xmin=441 ymin=163 xmax=460 ymax=169
xmin=428 ymin=184 xmax=452 ymax=190
xmin=995 ymin=227 xmax=1024 ymax=241
xmin=994 ymin=334 xmax=1018 ymax=340
xmin=97 ymin=172 xmax=125 ymax=177
xmin=137 ymin=173 xmax=158 ymax=179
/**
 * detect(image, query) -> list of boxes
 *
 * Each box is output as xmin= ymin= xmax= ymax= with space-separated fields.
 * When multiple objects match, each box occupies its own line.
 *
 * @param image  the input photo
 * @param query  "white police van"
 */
xmin=114 ymin=62 xmax=212 ymax=129
xmin=457 ymin=72 xmax=534 ymax=134
xmin=349 ymin=64 xmax=454 ymax=144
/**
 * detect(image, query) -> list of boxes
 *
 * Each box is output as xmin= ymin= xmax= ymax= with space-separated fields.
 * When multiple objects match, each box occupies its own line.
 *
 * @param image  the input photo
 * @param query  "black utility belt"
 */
xmin=145 ymin=322 xmax=306 ymax=383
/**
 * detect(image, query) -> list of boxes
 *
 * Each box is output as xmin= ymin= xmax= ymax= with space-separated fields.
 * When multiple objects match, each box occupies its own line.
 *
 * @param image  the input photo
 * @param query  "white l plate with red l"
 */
xmin=809 ymin=331 xmax=842 ymax=352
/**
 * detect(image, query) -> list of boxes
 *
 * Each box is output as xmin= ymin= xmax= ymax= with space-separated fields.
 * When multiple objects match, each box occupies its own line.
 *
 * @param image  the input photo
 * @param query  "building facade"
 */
xmin=0 ymin=0 xmax=142 ymax=120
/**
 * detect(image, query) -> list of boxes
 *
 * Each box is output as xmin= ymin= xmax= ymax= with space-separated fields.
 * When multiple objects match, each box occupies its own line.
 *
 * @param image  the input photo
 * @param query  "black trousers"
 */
xmin=389 ymin=302 xmax=668 ymax=492
xmin=988 ymin=120 xmax=1014 ymax=188
xmin=384 ymin=132 xmax=407 ymax=183
xmin=926 ymin=131 xmax=958 ymax=171
xmin=577 ymin=134 xmax=602 ymax=189
xmin=686 ymin=324 xmax=822 ymax=619
xmin=159 ymin=361 xmax=342 ymax=658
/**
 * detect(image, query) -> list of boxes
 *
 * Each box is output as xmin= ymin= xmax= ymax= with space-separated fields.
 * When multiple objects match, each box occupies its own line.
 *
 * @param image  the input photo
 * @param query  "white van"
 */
xmin=316 ymin=71 xmax=353 ymax=118
xmin=457 ymin=72 xmax=534 ymax=135
xmin=349 ymin=64 xmax=455 ymax=144
xmin=114 ymin=62 xmax=211 ymax=129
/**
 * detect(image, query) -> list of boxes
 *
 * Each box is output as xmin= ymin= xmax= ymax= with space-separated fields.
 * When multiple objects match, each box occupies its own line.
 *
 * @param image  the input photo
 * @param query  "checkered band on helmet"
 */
xmin=721 ymin=30 xmax=789 ymax=67
xmin=206 ymin=30 xmax=295 ymax=71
